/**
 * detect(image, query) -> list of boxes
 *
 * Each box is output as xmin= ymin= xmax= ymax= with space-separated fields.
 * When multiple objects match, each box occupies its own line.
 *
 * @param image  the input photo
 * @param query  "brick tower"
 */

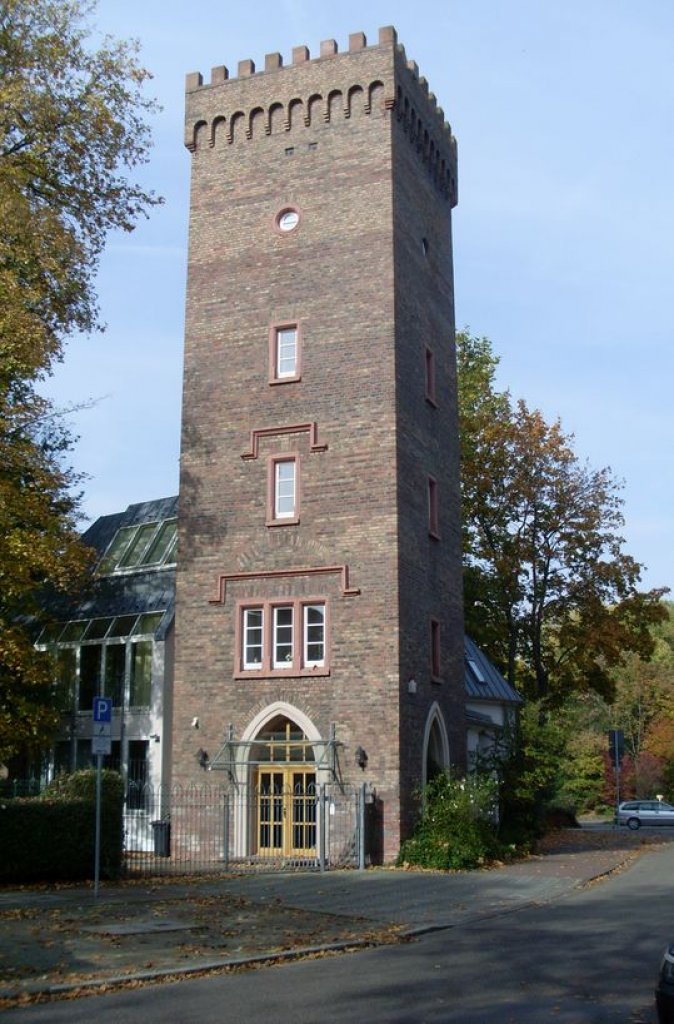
xmin=172 ymin=26 xmax=463 ymax=863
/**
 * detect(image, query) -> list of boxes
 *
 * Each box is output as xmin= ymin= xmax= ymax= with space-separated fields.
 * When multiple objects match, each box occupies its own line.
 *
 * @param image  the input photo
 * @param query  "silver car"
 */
xmin=616 ymin=800 xmax=674 ymax=830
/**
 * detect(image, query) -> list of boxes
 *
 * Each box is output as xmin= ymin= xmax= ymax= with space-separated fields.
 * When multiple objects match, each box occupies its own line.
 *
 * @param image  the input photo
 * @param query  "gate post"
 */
xmin=318 ymin=783 xmax=327 ymax=872
xmin=222 ymin=792 xmax=230 ymax=869
xmin=358 ymin=782 xmax=366 ymax=870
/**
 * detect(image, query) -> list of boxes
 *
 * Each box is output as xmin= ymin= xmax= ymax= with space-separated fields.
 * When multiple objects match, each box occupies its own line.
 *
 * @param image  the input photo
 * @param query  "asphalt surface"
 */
xmin=0 ymin=827 xmax=668 ymax=1008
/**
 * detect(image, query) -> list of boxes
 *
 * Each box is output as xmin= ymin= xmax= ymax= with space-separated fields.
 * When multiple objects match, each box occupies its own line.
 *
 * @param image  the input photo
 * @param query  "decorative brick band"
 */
xmin=241 ymin=422 xmax=328 ymax=460
xmin=185 ymin=80 xmax=389 ymax=151
xmin=209 ymin=565 xmax=361 ymax=604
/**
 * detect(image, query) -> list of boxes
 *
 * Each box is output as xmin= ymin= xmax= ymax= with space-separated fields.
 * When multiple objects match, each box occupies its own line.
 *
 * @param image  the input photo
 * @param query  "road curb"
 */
xmin=0 ymin=936 xmax=403 ymax=1003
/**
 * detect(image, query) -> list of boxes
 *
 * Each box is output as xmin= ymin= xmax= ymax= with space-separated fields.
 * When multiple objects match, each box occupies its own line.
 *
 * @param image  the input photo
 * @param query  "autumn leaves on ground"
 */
xmin=2 ymin=825 xmax=671 ymax=1007
xmin=0 ymin=883 xmax=402 ymax=1006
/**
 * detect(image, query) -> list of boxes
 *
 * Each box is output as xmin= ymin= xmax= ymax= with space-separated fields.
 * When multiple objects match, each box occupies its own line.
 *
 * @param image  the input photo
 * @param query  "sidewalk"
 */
xmin=0 ymin=829 xmax=669 ymax=1006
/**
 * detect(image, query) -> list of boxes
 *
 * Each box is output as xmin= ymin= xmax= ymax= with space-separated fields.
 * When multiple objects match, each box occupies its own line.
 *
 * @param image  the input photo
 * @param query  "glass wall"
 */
xmin=37 ymin=613 xmax=164 ymax=794
xmin=38 ymin=612 xmax=163 ymax=714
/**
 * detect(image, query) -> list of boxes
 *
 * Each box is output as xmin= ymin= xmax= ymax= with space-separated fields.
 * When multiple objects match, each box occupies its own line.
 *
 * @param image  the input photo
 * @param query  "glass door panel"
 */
xmin=258 ymin=771 xmax=284 ymax=854
xmin=290 ymin=771 xmax=316 ymax=855
xmin=256 ymin=768 xmax=317 ymax=857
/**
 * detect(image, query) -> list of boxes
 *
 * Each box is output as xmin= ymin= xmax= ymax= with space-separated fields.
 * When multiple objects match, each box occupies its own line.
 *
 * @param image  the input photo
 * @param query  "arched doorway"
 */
xmin=422 ymin=704 xmax=450 ymax=788
xmin=251 ymin=715 xmax=317 ymax=857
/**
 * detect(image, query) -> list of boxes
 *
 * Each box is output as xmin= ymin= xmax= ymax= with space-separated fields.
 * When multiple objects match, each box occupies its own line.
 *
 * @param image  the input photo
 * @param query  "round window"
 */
xmin=277 ymin=208 xmax=300 ymax=233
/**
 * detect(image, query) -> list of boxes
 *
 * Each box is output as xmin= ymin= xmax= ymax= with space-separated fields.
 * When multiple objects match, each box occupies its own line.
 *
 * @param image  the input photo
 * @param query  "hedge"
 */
xmin=0 ymin=770 xmax=124 ymax=883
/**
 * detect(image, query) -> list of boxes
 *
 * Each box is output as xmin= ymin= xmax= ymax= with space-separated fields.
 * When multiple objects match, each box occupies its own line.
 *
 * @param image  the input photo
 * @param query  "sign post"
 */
xmin=92 ymin=697 xmax=112 ymax=897
xmin=608 ymin=729 xmax=624 ymax=826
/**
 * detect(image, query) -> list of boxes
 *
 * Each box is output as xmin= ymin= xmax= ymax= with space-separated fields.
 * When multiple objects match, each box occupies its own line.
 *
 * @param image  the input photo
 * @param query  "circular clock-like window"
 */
xmin=277 ymin=208 xmax=300 ymax=233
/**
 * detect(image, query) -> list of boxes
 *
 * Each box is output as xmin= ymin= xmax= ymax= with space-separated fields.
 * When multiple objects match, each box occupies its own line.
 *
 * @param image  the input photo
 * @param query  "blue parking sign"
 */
xmin=93 ymin=697 xmax=112 ymax=723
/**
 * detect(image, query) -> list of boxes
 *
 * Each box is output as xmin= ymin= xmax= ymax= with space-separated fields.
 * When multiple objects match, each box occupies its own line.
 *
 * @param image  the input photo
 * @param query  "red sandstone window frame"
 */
xmin=424 ymin=346 xmax=437 ymax=406
xmin=430 ymin=618 xmax=441 ymax=682
xmin=427 ymin=475 xmax=440 ymax=539
xmin=234 ymin=598 xmax=330 ymax=678
xmin=267 ymin=454 xmax=300 ymax=526
xmin=269 ymin=321 xmax=301 ymax=384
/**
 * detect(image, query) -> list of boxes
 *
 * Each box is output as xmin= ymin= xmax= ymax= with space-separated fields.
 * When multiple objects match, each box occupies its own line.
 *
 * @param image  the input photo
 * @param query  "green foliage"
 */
xmin=0 ymin=0 xmax=162 ymax=352
xmin=398 ymin=773 xmax=502 ymax=870
xmin=43 ymin=765 xmax=123 ymax=804
xmin=548 ymin=605 xmax=674 ymax=812
xmin=0 ymin=0 xmax=160 ymax=762
xmin=0 ymin=769 xmax=124 ymax=881
xmin=556 ymin=726 xmax=607 ymax=812
xmin=494 ymin=701 xmax=573 ymax=845
xmin=457 ymin=329 xmax=668 ymax=708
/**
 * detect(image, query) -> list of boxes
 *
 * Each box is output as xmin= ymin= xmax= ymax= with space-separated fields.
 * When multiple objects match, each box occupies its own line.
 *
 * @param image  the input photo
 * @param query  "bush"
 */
xmin=543 ymin=803 xmax=579 ymax=829
xmin=0 ymin=769 xmax=124 ymax=883
xmin=398 ymin=774 xmax=501 ymax=870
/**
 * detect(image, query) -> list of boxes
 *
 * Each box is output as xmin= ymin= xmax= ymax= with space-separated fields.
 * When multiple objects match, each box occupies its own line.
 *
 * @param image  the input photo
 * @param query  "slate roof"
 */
xmin=47 ymin=497 xmax=177 ymax=641
xmin=64 ymin=571 xmax=175 ymax=641
xmin=464 ymin=635 xmax=522 ymax=705
xmin=81 ymin=496 xmax=178 ymax=556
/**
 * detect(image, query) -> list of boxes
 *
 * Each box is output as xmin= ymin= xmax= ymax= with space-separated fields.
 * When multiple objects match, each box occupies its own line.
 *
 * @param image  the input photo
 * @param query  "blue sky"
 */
xmin=43 ymin=1 xmax=674 ymax=594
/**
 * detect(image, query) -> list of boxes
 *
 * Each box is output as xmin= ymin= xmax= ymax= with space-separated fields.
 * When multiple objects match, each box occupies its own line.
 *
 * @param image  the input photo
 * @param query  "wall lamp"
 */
xmin=354 ymin=746 xmax=368 ymax=770
xmin=197 ymin=748 xmax=210 ymax=770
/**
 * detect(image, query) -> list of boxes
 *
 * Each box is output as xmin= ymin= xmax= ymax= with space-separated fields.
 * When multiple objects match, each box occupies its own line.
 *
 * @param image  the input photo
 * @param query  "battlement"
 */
xmin=186 ymin=26 xmax=398 ymax=91
xmin=184 ymin=26 xmax=457 ymax=204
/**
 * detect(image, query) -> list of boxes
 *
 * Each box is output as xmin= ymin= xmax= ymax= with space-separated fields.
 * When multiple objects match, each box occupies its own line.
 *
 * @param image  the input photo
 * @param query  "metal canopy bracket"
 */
xmin=208 ymin=736 xmax=341 ymax=777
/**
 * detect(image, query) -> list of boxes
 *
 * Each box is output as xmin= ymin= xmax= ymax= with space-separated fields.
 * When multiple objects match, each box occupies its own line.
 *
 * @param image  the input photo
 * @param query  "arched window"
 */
xmin=422 ymin=706 xmax=450 ymax=789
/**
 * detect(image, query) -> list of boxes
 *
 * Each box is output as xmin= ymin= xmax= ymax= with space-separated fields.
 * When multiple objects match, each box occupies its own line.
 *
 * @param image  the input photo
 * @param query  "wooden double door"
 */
xmin=257 ymin=768 xmax=317 ymax=857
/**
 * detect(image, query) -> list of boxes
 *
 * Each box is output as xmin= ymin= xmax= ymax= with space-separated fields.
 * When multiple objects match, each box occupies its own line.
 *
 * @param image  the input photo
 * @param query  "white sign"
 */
xmin=92 ymin=734 xmax=112 ymax=755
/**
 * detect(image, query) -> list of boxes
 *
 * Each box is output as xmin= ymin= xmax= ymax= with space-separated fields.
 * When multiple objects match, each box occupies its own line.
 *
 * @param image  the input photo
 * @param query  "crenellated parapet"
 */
xmin=184 ymin=26 xmax=457 ymax=203
xmin=392 ymin=51 xmax=458 ymax=206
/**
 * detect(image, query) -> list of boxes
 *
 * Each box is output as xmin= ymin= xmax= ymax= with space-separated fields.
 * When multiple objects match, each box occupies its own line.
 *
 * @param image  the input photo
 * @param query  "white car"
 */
xmin=616 ymin=800 xmax=674 ymax=830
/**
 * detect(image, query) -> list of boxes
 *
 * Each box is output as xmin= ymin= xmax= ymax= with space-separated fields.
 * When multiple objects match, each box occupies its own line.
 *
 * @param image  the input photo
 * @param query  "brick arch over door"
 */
xmin=240 ymin=701 xmax=327 ymax=775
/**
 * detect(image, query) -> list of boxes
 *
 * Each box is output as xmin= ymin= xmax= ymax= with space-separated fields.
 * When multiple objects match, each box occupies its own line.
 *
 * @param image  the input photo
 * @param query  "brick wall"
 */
xmin=173 ymin=27 xmax=463 ymax=861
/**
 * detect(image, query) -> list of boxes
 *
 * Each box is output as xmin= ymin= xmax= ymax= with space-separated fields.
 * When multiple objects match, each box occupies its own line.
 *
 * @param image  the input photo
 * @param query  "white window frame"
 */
xmin=236 ymin=599 xmax=329 ymax=677
xmin=269 ymin=322 xmax=301 ymax=384
xmin=276 ymin=327 xmax=298 ymax=378
xmin=243 ymin=607 xmax=264 ymax=669
xmin=272 ymin=605 xmax=294 ymax=668
xmin=303 ymin=604 xmax=325 ymax=667
xmin=274 ymin=460 xmax=296 ymax=519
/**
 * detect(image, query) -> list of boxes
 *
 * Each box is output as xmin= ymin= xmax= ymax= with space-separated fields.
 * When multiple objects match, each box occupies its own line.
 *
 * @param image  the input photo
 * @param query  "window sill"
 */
xmin=234 ymin=666 xmax=330 ymax=680
xmin=269 ymin=375 xmax=302 ymax=386
xmin=266 ymin=517 xmax=300 ymax=528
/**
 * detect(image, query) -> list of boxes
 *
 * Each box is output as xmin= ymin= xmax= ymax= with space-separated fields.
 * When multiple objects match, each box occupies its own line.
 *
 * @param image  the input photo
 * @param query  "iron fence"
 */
xmin=122 ymin=781 xmax=371 ymax=877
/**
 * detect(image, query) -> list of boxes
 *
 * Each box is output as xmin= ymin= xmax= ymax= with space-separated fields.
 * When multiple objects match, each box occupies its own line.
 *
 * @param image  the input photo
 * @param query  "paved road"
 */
xmin=4 ymin=839 xmax=674 ymax=1023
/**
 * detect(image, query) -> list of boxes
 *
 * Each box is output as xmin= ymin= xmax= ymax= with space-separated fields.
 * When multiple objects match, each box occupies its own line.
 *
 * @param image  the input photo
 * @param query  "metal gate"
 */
xmin=123 ymin=781 xmax=368 ymax=877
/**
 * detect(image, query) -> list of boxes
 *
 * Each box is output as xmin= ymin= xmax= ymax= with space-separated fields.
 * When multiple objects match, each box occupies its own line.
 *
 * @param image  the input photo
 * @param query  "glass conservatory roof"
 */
xmin=98 ymin=518 xmax=177 ymax=575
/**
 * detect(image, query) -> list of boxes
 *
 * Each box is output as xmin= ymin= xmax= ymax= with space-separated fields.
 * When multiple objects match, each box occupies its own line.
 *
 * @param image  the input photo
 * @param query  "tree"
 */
xmin=457 ymin=330 xmax=667 ymax=708
xmin=546 ymin=605 xmax=674 ymax=809
xmin=556 ymin=723 xmax=607 ymax=812
xmin=0 ymin=0 xmax=160 ymax=762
